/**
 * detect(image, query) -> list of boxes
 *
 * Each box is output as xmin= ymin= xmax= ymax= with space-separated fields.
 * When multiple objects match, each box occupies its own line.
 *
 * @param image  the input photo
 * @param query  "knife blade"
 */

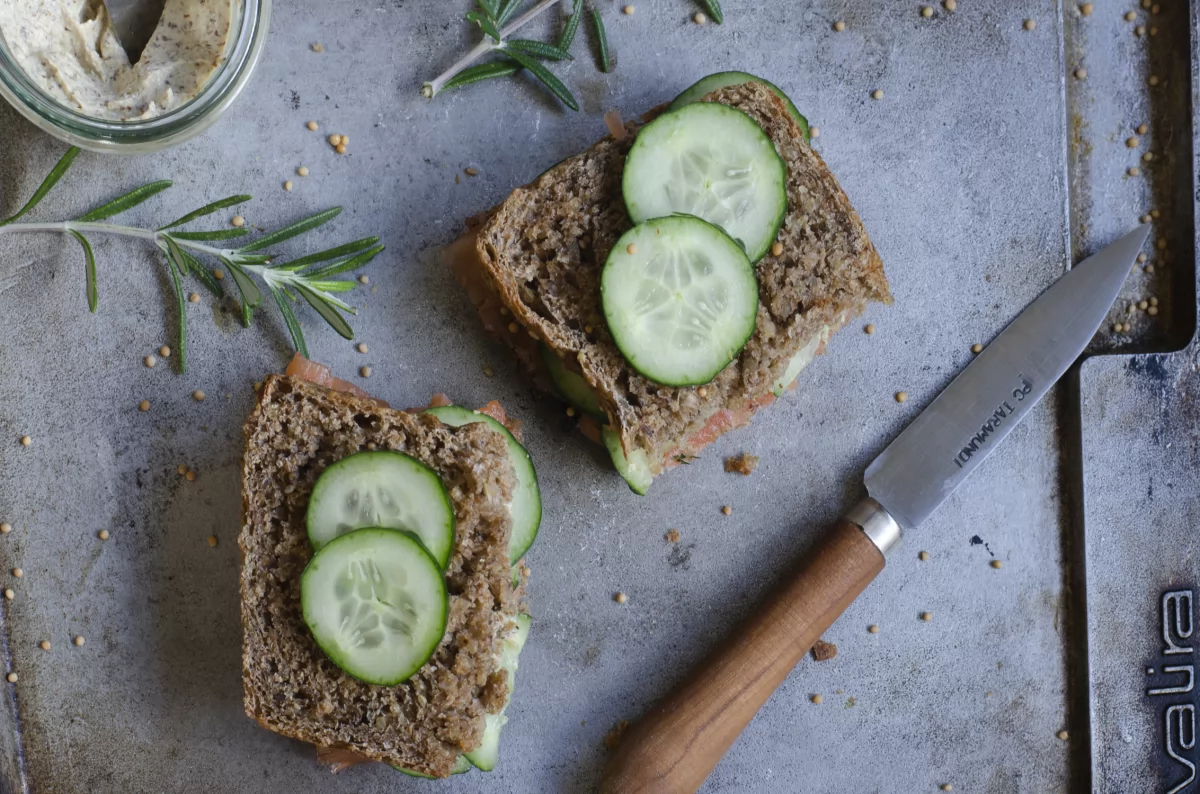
xmin=101 ymin=0 xmax=167 ymax=64
xmin=601 ymin=225 xmax=1151 ymax=794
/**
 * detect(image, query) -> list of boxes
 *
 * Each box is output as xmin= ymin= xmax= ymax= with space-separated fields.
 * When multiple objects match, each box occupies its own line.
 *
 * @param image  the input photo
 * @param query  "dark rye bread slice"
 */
xmin=240 ymin=375 xmax=519 ymax=778
xmin=462 ymin=81 xmax=890 ymax=476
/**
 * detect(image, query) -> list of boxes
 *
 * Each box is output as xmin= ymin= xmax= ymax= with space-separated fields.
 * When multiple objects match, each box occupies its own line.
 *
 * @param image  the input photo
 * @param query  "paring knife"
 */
xmin=102 ymin=0 xmax=167 ymax=64
xmin=601 ymin=225 xmax=1151 ymax=794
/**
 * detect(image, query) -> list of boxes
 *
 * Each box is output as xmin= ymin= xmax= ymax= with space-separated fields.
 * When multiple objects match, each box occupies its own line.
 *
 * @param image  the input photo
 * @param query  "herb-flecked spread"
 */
xmin=0 ymin=0 xmax=233 ymax=121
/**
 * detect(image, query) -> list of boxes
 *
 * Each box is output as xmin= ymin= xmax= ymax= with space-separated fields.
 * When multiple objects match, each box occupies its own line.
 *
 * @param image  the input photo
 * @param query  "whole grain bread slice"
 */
xmin=455 ymin=81 xmax=890 ymax=479
xmin=239 ymin=375 xmax=519 ymax=778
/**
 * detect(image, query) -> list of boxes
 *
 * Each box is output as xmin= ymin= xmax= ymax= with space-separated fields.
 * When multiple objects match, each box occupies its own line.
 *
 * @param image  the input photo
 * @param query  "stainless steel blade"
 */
xmin=102 ymin=0 xmax=166 ymax=64
xmin=864 ymin=225 xmax=1150 ymax=529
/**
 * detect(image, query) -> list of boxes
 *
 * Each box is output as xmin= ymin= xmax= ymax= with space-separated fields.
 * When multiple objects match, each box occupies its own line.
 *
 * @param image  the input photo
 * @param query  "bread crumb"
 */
xmin=665 ymin=529 xmax=680 ymax=543
xmin=811 ymin=639 xmax=838 ymax=662
xmin=724 ymin=453 xmax=759 ymax=475
xmin=603 ymin=720 xmax=630 ymax=749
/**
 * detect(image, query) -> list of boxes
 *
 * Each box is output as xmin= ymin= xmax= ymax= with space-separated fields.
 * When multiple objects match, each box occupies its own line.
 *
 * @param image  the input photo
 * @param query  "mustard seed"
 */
xmin=1080 ymin=3 xmax=1093 ymax=15
xmin=231 ymin=215 xmax=245 ymax=228
xmin=1135 ymin=25 xmax=1146 ymax=36
xmin=810 ymin=694 xmax=823 ymax=704
xmin=297 ymin=166 xmax=310 ymax=177
xmin=1150 ymin=296 xmax=1159 ymax=306
xmin=944 ymin=0 xmax=956 ymax=10
xmin=306 ymin=121 xmax=318 ymax=131
xmin=871 ymin=89 xmax=884 ymax=100
xmin=1149 ymin=75 xmax=1160 ymax=86
xmin=622 ymin=4 xmax=634 ymax=14
xmin=971 ymin=343 xmax=983 ymax=354
xmin=1152 ymin=209 xmax=1161 ymax=218
xmin=1074 ymin=67 xmax=1087 ymax=80
xmin=991 ymin=560 xmax=1003 ymax=569
xmin=566 ymin=407 xmax=576 ymax=417
xmin=693 ymin=11 xmax=707 ymax=24
xmin=721 ymin=505 xmax=732 ymax=516
xmin=358 ymin=274 xmax=369 ymax=284
xmin=919 ymin=551 xmax=930 ymax=561
xmin=38 ymin=641 xmax=50 ymax=651
xmin=868 ymin=624 xmax=880 ymax=634
xmin=1143 ymin=151 xmax=1154 ymax=162
xmin=336 ymin=143 xmax=347 ymax=155
xmin=865 ymin=323 xmax=876 ymax=334
xmin=697 ymin=386 xmax=709 ymax=398
xmin=895 ymin=391 xmax=908 ymax=403
xmin=19 ymin=436 xmax=30 ymax=447
xmin=144 ymin=355 xmax=156 ymax=368
xmin=921 ymin=6 xmax=934 ymax=17
xmin=771 ymin=241 xmax=784 ymax=257
xmin=360 ymin=366 xmax=372 ymax=378
xmin=1128 ymin=167 xmax=1141 ymax=177
xmin=833 ymin=20 xmax=846 ymax=31
xmin=356 ymin=343 xmax=368 ymax=354
xmin=507 ymin=322 xmax=519 ymax=334
xmin=177 ymin=464 xmax=187 ymax=476
xmin=73 ymin=636 xmax=84 ymax=646
xmin=188 ymin=292 xmax=200 ymax=304
xmin=213 ymin=270 xmax=224 ymax=281
xmin=328 ymin=134 xmax=342 ymax=147
xmin=614 ymin=592 xmax=627 ymax=603
xmin=1127 ymin=137 xmax=1140 ymax=148
xmin=809 ymin=126 xmax=820 ymax=138
xmin=185 ymin=471 xmax=196 ymax=482
xmin=1057 ymin=729 xmax=1069 ymax=741
xmin=1024 ymin=19 xmax=1036 ymax=30
xmin=941 ymin=786 xmax=954 ymax=793
xmin=626 ymin=243 xmax=638 ymax=255
xmin=0 ymin=524 xmax=9 ymax=535
xmin=1137 ymin=124 xmax=1149 ymax=135
xmin=311 ymin=42 xmax=324 ymax=53
xmin=1157 ymin=237 xmax=1167 ymax=250
xmin=138 ymin=400 xmax=150 ymax=412
xmin=208 ymin=535 xmax=218 ymax=548
xmin=1141 ymin=214 xmax=1152 ymax=224
xmin=283 ymin=181 xmax=294 ymax=192
xmin=2 ymin=590 xmax=12 ymax=601
xmin=920 ymin=611 xmax=933 ymax=622
xmin=1125 ymin=11 xmax=1137 ymax=21
xmin=6 ymin=673 xmax=16 ymax=683
xmin=12 ymin=569 xmax=22 ymax=579
xmin=1148 ymin=306 xmax=1159 ymax=316
xmin=98 ymin=530 xmax=109 ymax=541
xmin=1138 ymin=300 xmax=1149 ymax=311
xmin=483 ymin=367 xmax=494 ymax=377
xmin=1152 ymin=3 xmax=1160 ymax=12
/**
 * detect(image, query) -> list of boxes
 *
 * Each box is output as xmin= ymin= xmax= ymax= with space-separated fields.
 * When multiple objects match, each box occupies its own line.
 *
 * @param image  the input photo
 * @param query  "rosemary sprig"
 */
xmin=698 ymin=0 xmax=722 ymax=24
xmin=0 ymin=147 xmax=385 ymax=373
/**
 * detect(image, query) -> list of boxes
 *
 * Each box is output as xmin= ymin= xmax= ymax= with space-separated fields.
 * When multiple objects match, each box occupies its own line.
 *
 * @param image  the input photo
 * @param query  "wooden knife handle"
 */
xmin=601 ymin=511 xmax=890 ymax=794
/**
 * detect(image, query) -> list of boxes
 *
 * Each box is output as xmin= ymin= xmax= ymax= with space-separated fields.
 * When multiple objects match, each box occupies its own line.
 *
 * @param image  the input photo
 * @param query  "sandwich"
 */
xmin=239 ymin=355 xmax=539 ymax=778
xmin=447 ymin=73 xmax=890 ymax=493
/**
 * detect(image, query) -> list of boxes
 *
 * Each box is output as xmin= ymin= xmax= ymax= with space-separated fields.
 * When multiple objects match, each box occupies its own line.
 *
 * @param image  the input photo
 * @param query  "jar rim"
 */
xmin=0 ymin=0 xmax=271 ymax=152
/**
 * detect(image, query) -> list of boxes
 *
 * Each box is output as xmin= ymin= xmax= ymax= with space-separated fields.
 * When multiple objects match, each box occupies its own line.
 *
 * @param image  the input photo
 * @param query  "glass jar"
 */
xmin=0 ymin=0 xmax=271 ymax=154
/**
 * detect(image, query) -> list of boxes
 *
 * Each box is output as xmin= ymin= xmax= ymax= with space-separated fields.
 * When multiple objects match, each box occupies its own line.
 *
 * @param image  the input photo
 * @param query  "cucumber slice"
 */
xmin=540 ymin=344 xmax=605 ymax=419
xmin=601 ymin=215 xmax=759 ymax=387
xmin=306 ymin=451 xmax=455 ymax=568
xmin=669 ymin=71 xmax=811 ymax=142
xmin=392 ymin=756 xmax=471 ymax=778
xmin=301 ymin=528 xmax=448 ymax=687
xmin=603 ymin=428 xmax=653 ymax=495
xmin=423 ymin=406 xmax=541 ymax=563
xmin=465 ymin=614 xmax=531 ymax=771
xmin=623 ymin=102 xmax=787 ymax=263
xmin=770 ymin=331 xmax=825 ymax=397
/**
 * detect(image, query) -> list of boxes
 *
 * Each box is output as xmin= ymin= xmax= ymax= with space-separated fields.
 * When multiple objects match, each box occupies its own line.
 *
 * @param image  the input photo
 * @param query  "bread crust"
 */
xmin=239 ymin=376 xmax=518 ymax=777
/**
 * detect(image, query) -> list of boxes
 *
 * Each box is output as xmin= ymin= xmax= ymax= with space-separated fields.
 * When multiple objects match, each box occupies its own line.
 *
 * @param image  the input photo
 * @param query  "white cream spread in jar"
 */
xmin=0 ymin=0 xmax=234 ymax=121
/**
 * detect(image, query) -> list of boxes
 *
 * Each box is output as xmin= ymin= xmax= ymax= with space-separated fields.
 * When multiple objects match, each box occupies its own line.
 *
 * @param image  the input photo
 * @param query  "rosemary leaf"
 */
xmin=223 ymin=259 xmax=264 ymax=309
xmin=296 ymin=285 xmax=354 ymax=340
xmin=166 ymin=254 xmax=188 ymax=372
xmin=271 ymin=288 xmax=309 ymax=358
xmin=699 ymin=0 xmax=722 ymax=24
xmin=477 ymin=0 xmax=500 ymax=18
xmin=591 ymin=6 xmax=612 ymax=73
xmin=496 ymin=0 xmax=523 ymax=26
xmin=158 ymin=195 xmax=251 ymax=231
xmin=163 ymin=236 xmax=190 ymax=276
xmin=239 ymin=207 xmax=343 ymax=253
xmin=69 ymin=231 xmax=98 ymax=313
xmin=76 ymin=181 xmax=172 ymax=222
xmin=282 ymin=237 xmax=381 ymax=270
xmin=465 ymin=9 xmax=502 ymax=42
xmin=306 ymin=244 xmax=386 ymax=279
xmin=557 ymin=0 xmax=583 ymax=50
xmin=167 ymin=228 xmax=251 ymax=242
xmin=504 ymin=50 xmax=579 ymax=110
xmin=442 ymin=61 xmax=522 ymax=93
xmin=308 ymin=279 xmax=358 ymax=293
xmin=506 ymin=38 xmax=573 ymax=60
xmin=0 ymin=147 xmax=80 ymax=227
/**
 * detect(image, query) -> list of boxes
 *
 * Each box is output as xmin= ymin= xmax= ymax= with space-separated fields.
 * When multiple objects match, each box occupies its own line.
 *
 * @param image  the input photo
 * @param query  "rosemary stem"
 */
xmin=422 ymin=0 xmax=566 ymax=98
xmin=0 ymin=220 xmax=231 ymax=259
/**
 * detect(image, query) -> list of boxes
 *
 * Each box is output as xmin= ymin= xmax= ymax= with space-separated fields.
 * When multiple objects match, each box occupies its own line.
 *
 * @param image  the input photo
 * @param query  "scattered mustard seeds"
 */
xmin=328 ymin=134 xmax=342 ymax=147
xmin=231 ymin=215 xmax=246 ymax=228
xmin=73 ymin=636 xmax=84 ymax=646
xmin=810 ymin=694 xmax=823 ymax=704
xmin=1057 ymin=729 xmax=1069 ymax=741
xmin=693 ymin=11 xmax=707 ymax=24
xmin=971 ymin=343 xmax=983 ymax=354
xmin=38 ymin=641 xmax=50 ymax=652
xmin=865 ymin=323 xmax=876 ymax=334
xmin=614 ymin=592 xmax=627 ymax=604
xmin=871 ymin=89 xmax=884 ymax=100
xmin=0 ymin=524 xmax=9 ymax=535
xmin=991 ymin=560 xmax=1003 ymax=569
xmin=771 ymin=241 xmax=784 ymax=257
xmin=1024 ymin=19 xmax=1037 ymax=30
xmin=626 ymin=243 xmax=638 ymax=255
xmin=895 ymin=391 xmax=908 ymax=403
xmin=833 ymin=20 xmax=846 ymax=31
xmin=721 ymin=505 xmax=732 ymax=516
xmin=138 ymin=400 xmax=150 ymax=412
xmin=98 ymin=530 xmax=110 ymax=541
xmin=360 ymin=366 xmax=372 ymax=378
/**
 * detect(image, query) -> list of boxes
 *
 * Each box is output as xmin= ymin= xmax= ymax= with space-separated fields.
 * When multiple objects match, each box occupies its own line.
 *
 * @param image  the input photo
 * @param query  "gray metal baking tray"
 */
xmin=0 ymin=1 xmax=1195 ymax=791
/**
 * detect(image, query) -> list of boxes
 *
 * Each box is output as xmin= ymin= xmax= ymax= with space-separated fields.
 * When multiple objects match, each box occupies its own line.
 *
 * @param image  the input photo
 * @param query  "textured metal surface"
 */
xmin=0 ymin=0 xmax=1179 ymax=792
xmin=867 ymin=226 xmax=1148 ymax=531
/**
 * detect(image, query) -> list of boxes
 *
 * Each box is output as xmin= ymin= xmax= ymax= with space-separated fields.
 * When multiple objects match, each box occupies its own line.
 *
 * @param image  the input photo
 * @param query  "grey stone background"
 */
xmin=0 ymin=1 xmax=1194 ymax=792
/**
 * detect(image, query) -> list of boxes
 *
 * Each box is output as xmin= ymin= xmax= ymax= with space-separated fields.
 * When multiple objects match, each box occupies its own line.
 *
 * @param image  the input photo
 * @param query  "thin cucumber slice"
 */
xmin=623 ymin=102 xmax=787 ymax=262
xmin=601 ymin=215 xmax=759 ymax=387
xmin=540 ymin=344 xmax=605 ymax=419
xmin=465 ymin=614 xmax=531 ymax=771
xmin=306 ymin=451 xmax=456 ymax=568
xmin=301 ymin=528 xmax=448 ymax=687
xmin=603 ymin=428 xmax=653 ymax=495
xmin=392 ymin=756 xmax=472 ymax=778
xmin=669 ymin=71 xmax=811 ymax=142
xmin=770 ymin=330 xmax=826 ymax=397
xmin=424 ymin=406 xmax=541 ymax=563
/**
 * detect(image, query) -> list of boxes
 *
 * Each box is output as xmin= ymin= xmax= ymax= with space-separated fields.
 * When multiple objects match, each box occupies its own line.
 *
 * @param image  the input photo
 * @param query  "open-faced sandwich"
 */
xmin=447 ymin=72 xmax=890 ymax=494
xmin=239 ymin=355 xmax=539 ymax=778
